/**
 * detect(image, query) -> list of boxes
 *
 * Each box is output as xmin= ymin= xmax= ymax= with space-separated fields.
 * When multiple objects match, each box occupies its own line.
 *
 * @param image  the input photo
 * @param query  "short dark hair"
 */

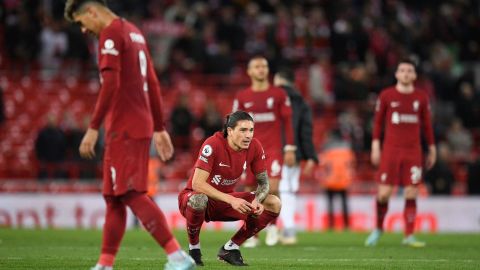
xmin=64 ymin=0 xmax=106 ymax=22
xmin=276 ymin=67 xmax=295 ymax=83
xmin=397 ymin=58 xmax=418 ymax=70
xmin=223 ymin=111 xmax=254 ymax=137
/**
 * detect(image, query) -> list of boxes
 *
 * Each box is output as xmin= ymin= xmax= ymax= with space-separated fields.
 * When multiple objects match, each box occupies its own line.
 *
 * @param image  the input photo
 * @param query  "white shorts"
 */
xmin=279 ymin=165 xmax=300 ymax=193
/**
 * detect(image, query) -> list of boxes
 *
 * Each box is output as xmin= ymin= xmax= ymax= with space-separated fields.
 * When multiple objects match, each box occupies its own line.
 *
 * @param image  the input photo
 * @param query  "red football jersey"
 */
xmin=184 ymin=132 xmax=266 ymax=193
xmin=233 ymin=86 xmax=294 ymax=154
xmin=372 ymin=86 xmax=435 ymax=151
xmin=90 ymin=18 xmax=165 ymax=138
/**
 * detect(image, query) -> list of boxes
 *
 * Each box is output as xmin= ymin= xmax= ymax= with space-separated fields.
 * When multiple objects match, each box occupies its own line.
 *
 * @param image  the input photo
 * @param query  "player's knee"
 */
xmin=263 ymin=194 xmax=281 ymax=213
xmin=187 ymin=194 xmax=208 ymax=211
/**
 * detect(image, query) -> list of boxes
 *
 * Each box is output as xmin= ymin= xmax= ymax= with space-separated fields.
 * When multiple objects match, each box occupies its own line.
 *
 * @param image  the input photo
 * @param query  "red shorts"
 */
xmin=103 ymin=135 xmax=151 ymax=196
xmin=376 ymin=150 xmax=423 ymax=186
xmin=178 ymin=190 xmax=256 ymax=222
xmin=243 ymin=151 xmax=283 ymax=187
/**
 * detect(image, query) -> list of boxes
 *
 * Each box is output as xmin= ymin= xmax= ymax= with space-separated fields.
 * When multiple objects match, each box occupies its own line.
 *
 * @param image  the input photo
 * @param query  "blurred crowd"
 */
xmin=1 ymin=0 xmax=480 ymax=195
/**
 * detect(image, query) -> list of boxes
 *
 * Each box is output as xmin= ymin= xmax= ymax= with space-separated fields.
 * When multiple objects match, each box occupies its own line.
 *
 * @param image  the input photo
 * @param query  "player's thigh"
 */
xmin=401 ymin=156 xmax=423 ymax=186
xmin=206 ymin=191 xmax=256 ymax=222
xmin=376 ymin=154 xmax=401 ymax=185
xmin=103 ymin=136 xmax=150 ymax=196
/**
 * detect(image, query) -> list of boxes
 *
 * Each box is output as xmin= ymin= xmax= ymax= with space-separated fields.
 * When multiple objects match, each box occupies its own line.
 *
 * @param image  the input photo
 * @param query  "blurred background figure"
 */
xmin=197 ymin=99 xmax=223 ymax=140
xmin=274 ymin=68 xmax=318 ymax=245
xmin=169 ymin=94 xmax=195 ymax=151
xmin=425 ymin=143 xmax=454 ymax=195
xmin=35 ymin=113 xmax=67 ymax=180
xmin=319 ymin=129 xmax=355 ymax=231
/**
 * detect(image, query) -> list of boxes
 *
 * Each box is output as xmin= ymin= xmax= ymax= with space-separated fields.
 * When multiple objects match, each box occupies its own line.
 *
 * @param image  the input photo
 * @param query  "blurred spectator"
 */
xmin=424 ymin=142 xmax=454 ymax=195
xmin=319 ymin=129 xmax=355 ymax=230
xmin=39 ymin=16 xmax=68 ymax=78
xmin=454 ymin=82 xmax=480 ymax=129
xmin=198 ymin=99 xmax=223 ymax=139
xmin=446 ymin=118 xmax=473 ymax=160
xmin=308 ymin=53 xmax=334 ymax=106
xmin=35 ymin=114 xmax=67 ymax=179
xmin=205 ymin=41 xmax=234 ymax=76
xmin=5 ymin=7 xmax=41 ymax=73
xmin=169 ymin=94 xmax=195 ymax=151
xmin=338 ymin=107 xmax=365 ymax=151
xmin=467 ymin=155 xmax=480 ymax=195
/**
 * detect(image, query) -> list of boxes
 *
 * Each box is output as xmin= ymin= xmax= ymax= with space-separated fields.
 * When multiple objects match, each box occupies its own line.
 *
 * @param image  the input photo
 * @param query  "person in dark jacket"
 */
xmin=274 ymin=68 xmax=318 ymax=244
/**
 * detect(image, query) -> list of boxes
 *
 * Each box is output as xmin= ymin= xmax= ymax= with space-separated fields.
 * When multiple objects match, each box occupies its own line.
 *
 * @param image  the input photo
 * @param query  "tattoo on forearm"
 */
xmin=255 ymin=171 xmax=269 ymax=202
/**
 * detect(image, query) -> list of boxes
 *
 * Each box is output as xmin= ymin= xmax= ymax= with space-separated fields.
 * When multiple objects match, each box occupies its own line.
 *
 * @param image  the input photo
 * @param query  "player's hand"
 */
xmin=250 ymin=198 xmax=264 ymax=216
xmin=426 ymin=145 xmax=437 ymax=170
xmin=153 ymin=131 xmax=174 ymax=162
xmin=79 ymin=128 xmax=98 ymax=160
xmin=302 ymin=159 xmax=316 ymax=176
xmin=371 ymin=140 xmax=381 ymax=166
xmin=230 ymin=197 xmax=253 ymax=215
xmin=284 ymin=150 xmax=296 ymax=167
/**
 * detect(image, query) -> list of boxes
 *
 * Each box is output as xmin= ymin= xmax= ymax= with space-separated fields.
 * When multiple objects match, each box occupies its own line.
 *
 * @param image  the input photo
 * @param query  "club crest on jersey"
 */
xmin=266 ymin=97 xmax=274 ymax=109
xmin=101 ymin=39 xmax=119 ymax=56
xmin=413 ymin=100 xmax=419 ymax=112
xmin=202 ymin=145 xmax=213 ymax=157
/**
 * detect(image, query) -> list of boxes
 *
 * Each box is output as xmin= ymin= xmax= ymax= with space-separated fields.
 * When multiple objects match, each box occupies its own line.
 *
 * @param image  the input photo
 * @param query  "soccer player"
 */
xmin=365 ymin=59 xmax=436 ymax=247
xmin=233 ymin=56 xmax=296 ymax=247
xmin=64 ymin=1 xmax=195 ymax=270
xmin=178 ymin=111 xmax=281 ymax=266
xmin=273 ymin=68 xmax=318 ymax=244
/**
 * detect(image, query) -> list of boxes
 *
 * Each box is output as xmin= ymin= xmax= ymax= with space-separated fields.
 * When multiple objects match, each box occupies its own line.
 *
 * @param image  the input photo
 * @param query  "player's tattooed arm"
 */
xmin=254 ymin=171 xmax=269 ymax=203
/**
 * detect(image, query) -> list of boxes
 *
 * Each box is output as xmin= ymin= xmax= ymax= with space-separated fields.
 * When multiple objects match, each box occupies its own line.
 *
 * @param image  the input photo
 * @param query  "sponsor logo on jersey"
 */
xmin=199 ymin=156 xmax=208 ymax=163
xmin=211 ymin=174 xmax=240 ymax=186
xmin=202 ymin=145 xmax=213 ymax=157
xmin=129 ymin=32 xmax=146 ymax=44
xmin=101 ymin=39 xmax=119 ymax=56
xmin=219 ymin=162 xmax=230 ymax=167
xmin=244 ymin=102 xmax=254 ymax=108
xmin=251 ymin=112 xmax=276 ymax=123
xmin=212 ymin=175 xmax=221 ymax=185
xmin=391 ymin=112 xmax=419 ymax=124
xmin=390 ymin=101 xmax=400 ymax=108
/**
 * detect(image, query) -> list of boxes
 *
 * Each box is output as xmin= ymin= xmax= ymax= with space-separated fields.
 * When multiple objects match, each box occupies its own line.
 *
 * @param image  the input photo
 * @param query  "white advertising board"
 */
xmin=0 ymin=194 xmax=479 ymax=232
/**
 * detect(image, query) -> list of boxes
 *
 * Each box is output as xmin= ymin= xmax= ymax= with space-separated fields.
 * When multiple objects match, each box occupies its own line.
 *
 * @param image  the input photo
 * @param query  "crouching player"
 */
xmin=178 ymin=111 xmax=281 ymax=266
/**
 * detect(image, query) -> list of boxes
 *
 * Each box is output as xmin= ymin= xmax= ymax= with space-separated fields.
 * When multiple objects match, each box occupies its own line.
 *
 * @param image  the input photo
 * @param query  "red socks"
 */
xmin=184 ymin=205 xmax=205 ymax=245
xmin=231 ymin=210 xmax=279 ymax=245
xmin=376 ymin=200 xmax=388 ymax=231
xmin=404 ymin=199 xmax=416 ymax=236
xmin=99 ymin=196 xmax=127 ymax=266
xmin=121 ymin=191 xmax=179 ymax=253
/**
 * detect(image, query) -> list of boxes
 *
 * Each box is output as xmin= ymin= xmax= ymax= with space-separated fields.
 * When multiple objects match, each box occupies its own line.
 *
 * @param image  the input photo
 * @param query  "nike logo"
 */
xmin=219 ymin=162 xmax=230 ymax=167
xmin=391 ymin=101 xmax=400 ymax=108
xmin=244 ymin=102 xmax=254 ymax=108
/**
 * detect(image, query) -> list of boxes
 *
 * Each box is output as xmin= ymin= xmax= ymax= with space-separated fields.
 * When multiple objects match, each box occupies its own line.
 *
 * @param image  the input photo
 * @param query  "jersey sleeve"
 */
xmin=194 ymin=137 xmax=217 ymax=173
xmin=89 ymin=26 xmax=124 ymax=129
xmin=250 ymin=138 xmax=267 ymax=175
xmin=421 ymin=94 xmax=435 ymax=146
xmin=279 ymin=91 xmax=295 ymax=146
xmin=372 ymin=91 xmax=388 ymax=140
xmin=98 ymin=26 xmax=123 ymax=72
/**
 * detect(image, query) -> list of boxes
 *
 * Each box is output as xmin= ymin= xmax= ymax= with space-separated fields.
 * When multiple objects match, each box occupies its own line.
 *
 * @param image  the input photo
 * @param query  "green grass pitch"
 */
xmin=0 ymin=229 xmax=479 ymax=269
